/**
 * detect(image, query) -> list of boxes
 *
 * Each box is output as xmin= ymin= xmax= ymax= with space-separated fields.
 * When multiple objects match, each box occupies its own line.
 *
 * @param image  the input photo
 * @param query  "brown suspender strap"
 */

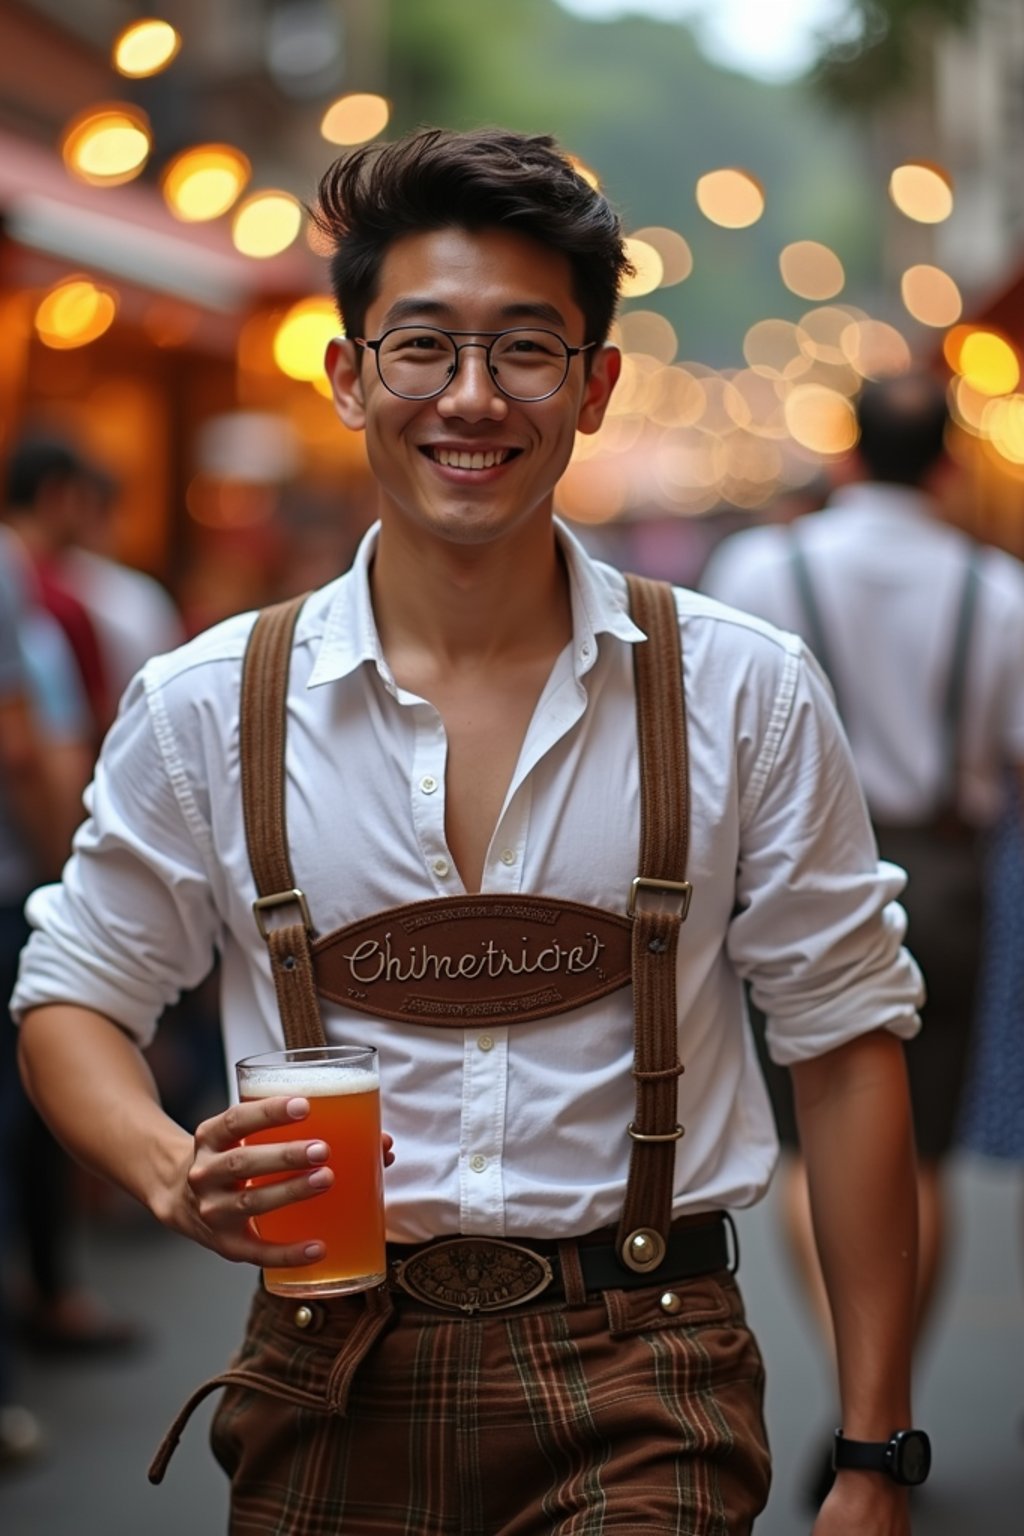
xmin=240 ymin=592 xmax=326 ymax=1051
xmin=616 ymin=574 xmax=689 ymax=1271
xmin=240 ymin=575 xmax=691 ymax=1265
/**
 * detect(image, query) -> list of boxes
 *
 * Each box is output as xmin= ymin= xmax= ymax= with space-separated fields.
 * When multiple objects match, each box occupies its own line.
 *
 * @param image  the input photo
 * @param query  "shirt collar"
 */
xmin=825 ymin=482 xmax=937 ymax=525
xmin=305 ymin=518 xmax=645 ymax=691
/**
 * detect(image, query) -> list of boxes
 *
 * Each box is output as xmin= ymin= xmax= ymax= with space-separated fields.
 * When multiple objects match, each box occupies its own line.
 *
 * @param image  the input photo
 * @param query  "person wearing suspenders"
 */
xmin=703 ymin=370 xmax=1024 ymax=1508
xmin=14 ymin=129 xmax=925 ymax=1533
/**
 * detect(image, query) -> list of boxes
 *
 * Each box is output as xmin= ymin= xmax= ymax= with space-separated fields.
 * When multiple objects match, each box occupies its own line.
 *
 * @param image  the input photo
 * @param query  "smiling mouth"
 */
xmin=425 ymin=447 xmax=520 ymax=470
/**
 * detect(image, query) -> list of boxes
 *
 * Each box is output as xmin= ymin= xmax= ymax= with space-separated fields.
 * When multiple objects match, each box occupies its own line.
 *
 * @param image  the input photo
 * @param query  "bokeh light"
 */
xmin=779 ymin=241 xmax=845 ymax=301
xmin=162 ymin=144 xmax=251 ymax=222
xmin=320 ymin=93 xmax=390 ymax=146
xmin=839 ymin=319 xmax=912 ymax=380
xmin=889 ymin=161 xmax=954 ymax=224
xmin=621 ymin=239 xmax=664 ymax=298
xmin=617 ymin=310 xmax=678 ymax=364
xmin=784 ymin=384 xmax=858 ymax=455
xmin=232 ymin=191 xmax=303 ymax=258
xmin=981 ymin=396 xmax=1024 ymax=464
xmin=695 ymin=168 xmax=764 ymax=229
xmin=112 ymin=18 xmax=181 ymax=78
xmin=957 ymin=330 xmax=1020 ymax=396
xmin=273 ymin=297 xmax=339 ymax=382
xmin=61 ymin=103 xmax=151 ymax=186
xmin=900 ymin=264 xmax=962 ymax=328
xmin=35 ymin=278 xmax=117 ymax=348
xmin=743 ymin=318 xmax=804 ymax=376
xmin=630 ymin=226 xmax=693 ymax=286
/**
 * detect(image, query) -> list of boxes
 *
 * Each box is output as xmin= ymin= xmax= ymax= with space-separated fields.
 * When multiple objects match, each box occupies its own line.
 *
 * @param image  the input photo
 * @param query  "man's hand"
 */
xmin=812 ymin=1472 xmax=910 ymax=1535
xmin=161 ymin=1094 xmax=395 ymax=1269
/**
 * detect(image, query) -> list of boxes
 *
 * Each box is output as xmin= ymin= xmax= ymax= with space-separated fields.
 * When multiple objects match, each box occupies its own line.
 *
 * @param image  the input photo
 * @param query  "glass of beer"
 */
xmin=235 ymin=1044 xmax=386 ymax=1298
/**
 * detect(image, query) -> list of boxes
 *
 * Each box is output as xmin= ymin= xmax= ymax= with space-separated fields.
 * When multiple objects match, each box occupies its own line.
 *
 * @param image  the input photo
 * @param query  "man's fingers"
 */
xmin=197 ymin=1095 xmax=310 ymax=1153
xmin=217 ymin=1138 xmax=330 ymax=1184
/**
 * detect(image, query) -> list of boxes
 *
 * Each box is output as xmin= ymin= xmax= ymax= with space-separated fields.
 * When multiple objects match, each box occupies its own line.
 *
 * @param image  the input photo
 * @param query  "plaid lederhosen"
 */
xmin=149 ymin=577 xmax=772 ymax=1534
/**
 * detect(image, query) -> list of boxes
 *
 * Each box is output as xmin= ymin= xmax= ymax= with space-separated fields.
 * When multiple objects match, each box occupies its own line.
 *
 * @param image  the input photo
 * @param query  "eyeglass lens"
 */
xmin=376 ymin=328 xmax=570 ymax=401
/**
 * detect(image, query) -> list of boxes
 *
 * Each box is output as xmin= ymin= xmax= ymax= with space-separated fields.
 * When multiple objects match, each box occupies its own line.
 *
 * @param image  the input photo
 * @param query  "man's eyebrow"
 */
xmin=377 ymin=298 xmax=570 ymax=329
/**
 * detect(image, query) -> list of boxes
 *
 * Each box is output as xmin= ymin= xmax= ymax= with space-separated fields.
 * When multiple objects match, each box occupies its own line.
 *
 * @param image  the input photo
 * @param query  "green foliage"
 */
xmin=812 ymin=0 xmax=977 ymax=109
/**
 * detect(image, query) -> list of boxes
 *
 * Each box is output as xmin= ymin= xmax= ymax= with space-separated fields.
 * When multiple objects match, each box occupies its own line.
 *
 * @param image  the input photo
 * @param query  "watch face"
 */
xmin=893 ymin=1430 xmax=931 ymax=1485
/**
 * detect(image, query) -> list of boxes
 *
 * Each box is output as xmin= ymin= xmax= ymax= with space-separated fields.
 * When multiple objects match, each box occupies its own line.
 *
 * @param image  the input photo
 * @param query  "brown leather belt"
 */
xmin=387 ymin=1213 xmax=733 ymax=1314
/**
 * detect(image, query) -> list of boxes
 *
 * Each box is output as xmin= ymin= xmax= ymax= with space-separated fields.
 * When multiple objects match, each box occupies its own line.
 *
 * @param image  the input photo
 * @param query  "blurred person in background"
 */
xmin=0 ymin=538 xmax=54 ymax=1467
xmin=2 ymin=434 xmax=114 ymax=747
xmin=702 ymin=370 xmax=1024 ymax=1507
xmin=0 ymin=481 xmax=142 ymax=1363
xmin=14 ymin=127 xmax=927 ymax=1535
xmin=53 ymin=457 xmax=184 ymax=701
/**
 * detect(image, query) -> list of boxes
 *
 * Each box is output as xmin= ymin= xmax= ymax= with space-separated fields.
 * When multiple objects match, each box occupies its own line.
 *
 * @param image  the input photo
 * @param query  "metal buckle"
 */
xmin=628 ymin=877 xmax=692 ymax=920
xmin=627 ymin=1121 xmax=685 ymax=1143
xmin=252 ymin=888 xmax=313 ymax=939
xmin=391 ymin=1237 xmax=554 ymax=1314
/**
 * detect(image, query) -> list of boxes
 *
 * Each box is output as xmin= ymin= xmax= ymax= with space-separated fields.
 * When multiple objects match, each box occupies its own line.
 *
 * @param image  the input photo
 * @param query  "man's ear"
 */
xmin=325 ymin=337 xmax=366 ymax=431
xmin=576 ymin=344 xmax=621 ymax=436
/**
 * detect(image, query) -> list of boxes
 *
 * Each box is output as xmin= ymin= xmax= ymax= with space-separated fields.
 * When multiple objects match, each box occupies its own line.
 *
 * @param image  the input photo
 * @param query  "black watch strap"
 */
xmin=833 ymin=1429 xmax=931 ymax=1486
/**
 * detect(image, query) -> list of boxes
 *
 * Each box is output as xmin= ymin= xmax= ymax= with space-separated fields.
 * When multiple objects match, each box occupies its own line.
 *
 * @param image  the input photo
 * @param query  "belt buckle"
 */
xmin=392 ymin=1237 xmax=554 ymax=1314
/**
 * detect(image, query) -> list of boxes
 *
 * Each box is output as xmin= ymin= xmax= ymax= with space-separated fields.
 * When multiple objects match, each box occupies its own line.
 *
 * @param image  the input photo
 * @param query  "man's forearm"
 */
xmin=792 ymin=1029 xmax=917 ymax=1434
xmin=18 ymin=1003 xmax=195 ymax=1225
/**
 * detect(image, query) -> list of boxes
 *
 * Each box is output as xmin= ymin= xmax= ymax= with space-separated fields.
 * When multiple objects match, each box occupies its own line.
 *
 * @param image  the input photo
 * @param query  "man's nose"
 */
xmin=437 ymin=343 xmax=508 ymax=420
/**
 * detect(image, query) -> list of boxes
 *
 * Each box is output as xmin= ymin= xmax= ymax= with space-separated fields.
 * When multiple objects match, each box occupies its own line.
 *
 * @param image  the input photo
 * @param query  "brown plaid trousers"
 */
xmin=200 ymin=1268 xmax=770 ymax=1535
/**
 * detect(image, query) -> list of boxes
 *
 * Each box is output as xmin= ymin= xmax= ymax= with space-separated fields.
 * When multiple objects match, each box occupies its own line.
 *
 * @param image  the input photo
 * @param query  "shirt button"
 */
xmin=499 ymin=849 xmax=517 ymax=866
xmin=469 ymin=1154 xmax=488 ymax=1173
xmin=580 ymin=643 xmax=591 ymax=659
xmin=477 ymin=1034 xmax=494 ymax=1052
xmin=420 ymin=775 xmax=438 ymax=795
xmin=432 ymin=856 xmax=450 ymax=877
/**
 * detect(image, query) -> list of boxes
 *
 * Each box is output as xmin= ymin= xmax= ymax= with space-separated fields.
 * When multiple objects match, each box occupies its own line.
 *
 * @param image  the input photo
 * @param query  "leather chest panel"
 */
xmin=312 ymin=894 xmax=633 ymax=1027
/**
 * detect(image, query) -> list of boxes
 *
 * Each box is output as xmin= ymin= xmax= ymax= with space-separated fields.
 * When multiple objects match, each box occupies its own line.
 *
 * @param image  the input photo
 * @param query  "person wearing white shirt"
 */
xmin=702 ymin=369 xmax=1024 ymax=1507
xmin=15 ymin=128 xmax=925 ymax=1535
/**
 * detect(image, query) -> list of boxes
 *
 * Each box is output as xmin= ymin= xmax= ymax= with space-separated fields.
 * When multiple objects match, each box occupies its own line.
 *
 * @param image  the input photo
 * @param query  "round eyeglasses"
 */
xmin=354 ymin=325 xmax=595 ymax=403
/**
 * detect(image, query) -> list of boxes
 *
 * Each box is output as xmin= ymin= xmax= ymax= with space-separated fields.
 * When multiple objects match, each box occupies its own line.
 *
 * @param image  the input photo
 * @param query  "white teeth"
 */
xmin=433 ymin=447 xmax=509 ymax=469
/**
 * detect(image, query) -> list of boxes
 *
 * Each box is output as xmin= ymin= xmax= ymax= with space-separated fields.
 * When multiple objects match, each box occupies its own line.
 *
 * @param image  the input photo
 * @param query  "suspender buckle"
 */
xmin=253 ymin=888 xmax=313 ymax=939
xmin=628 ymin=877 xmax=692 ymax=920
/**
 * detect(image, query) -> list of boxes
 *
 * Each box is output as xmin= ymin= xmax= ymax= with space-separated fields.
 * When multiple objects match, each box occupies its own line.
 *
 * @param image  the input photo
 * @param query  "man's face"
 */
xmin=326 ymin=226 xmax=619 ymax=549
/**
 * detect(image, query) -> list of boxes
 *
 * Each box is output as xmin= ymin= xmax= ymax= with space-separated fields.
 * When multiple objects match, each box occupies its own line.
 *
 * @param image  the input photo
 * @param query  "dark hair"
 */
xmin=855 ymin=372 xmax=949 ymax=486
xmin=4 ymin=433 xmax=109 ymax=509
xmin=312 ymin=127 xmax=632 ymax=347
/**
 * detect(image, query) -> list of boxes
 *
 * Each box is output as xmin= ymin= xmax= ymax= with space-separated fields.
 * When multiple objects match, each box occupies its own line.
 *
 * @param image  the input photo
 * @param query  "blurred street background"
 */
xmin=1 ymin=0 xmax=1024 ymax=1529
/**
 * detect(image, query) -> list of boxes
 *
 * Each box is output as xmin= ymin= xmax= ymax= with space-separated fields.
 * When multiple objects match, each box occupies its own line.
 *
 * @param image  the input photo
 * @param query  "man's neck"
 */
xmin=370 ymin=515 xmax=572 ymax=678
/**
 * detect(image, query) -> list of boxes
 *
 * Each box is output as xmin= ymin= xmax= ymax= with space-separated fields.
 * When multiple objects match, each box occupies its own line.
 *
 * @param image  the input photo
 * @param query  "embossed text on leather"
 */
xmin=312 ymin=893 xmax=633 ymax=1026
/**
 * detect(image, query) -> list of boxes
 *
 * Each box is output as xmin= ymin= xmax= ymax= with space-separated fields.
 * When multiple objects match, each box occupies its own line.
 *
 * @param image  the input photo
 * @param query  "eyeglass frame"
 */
xmin=353 ymin=325 xmax=597 ymax=403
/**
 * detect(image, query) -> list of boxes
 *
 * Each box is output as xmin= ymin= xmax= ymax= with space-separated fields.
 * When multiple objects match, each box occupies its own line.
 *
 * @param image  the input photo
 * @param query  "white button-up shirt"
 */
xmin=701 ymin=485 xmax=1024 ymax=825
xmin=13 ymin=520 xmax=921 ymax=1242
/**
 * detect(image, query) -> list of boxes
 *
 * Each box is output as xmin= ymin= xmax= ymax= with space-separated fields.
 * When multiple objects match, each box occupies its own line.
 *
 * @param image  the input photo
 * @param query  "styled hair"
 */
xmin=855 ymin=372 xmax=949 ymax=486
xmin=312 ymin=127 xmax=632 ymax=347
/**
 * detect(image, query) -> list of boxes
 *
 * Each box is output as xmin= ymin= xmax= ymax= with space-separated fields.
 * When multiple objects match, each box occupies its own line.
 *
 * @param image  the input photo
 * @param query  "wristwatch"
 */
xmin=832 ymin=1429 xmax=932 ymax=1486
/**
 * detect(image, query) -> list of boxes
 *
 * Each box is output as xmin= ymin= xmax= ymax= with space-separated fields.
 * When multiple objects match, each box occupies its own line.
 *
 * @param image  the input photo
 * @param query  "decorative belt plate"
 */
xmin=313 ymin=894 xmax=632 ymax=1027
xmin=391 ymin=1237 xmax=555 ymax=1313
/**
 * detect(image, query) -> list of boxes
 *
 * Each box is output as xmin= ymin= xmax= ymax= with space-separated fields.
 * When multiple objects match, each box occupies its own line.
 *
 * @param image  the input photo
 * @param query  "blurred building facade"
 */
xmin=0 ymin=0 xmax=379 ymax=624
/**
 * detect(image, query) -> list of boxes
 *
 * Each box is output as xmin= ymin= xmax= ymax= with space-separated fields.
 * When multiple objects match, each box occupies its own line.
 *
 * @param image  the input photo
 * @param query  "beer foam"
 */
xmin=239 ymin=1066 xmax=378 ymax=1098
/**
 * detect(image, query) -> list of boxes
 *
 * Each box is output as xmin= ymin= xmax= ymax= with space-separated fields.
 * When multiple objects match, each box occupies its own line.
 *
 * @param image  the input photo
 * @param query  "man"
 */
xmin=3 ymin=434 xmax=115 ymax=746
xmin=0 ymin=539 xmax=65 ymax=1466
xmin=51 ymin=454 xmax=185 ymax=700
xmin=702 ymin=370 xmax=1024 ymax=1503
xmin=16 ymin=128 xmax=923 ymax=1534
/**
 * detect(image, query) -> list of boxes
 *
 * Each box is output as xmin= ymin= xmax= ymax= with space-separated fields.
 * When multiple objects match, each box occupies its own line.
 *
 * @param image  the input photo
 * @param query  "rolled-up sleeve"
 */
xmin=11 ymin=669 xmax=222 ymax=1047
xmin=727 ymin=643 xmax=924 ymax=1065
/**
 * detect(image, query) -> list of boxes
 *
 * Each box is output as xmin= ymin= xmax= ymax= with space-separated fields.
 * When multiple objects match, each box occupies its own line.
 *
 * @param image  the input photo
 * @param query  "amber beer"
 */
xmin=235 ymin=1046 xmax=386 ymax=1297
